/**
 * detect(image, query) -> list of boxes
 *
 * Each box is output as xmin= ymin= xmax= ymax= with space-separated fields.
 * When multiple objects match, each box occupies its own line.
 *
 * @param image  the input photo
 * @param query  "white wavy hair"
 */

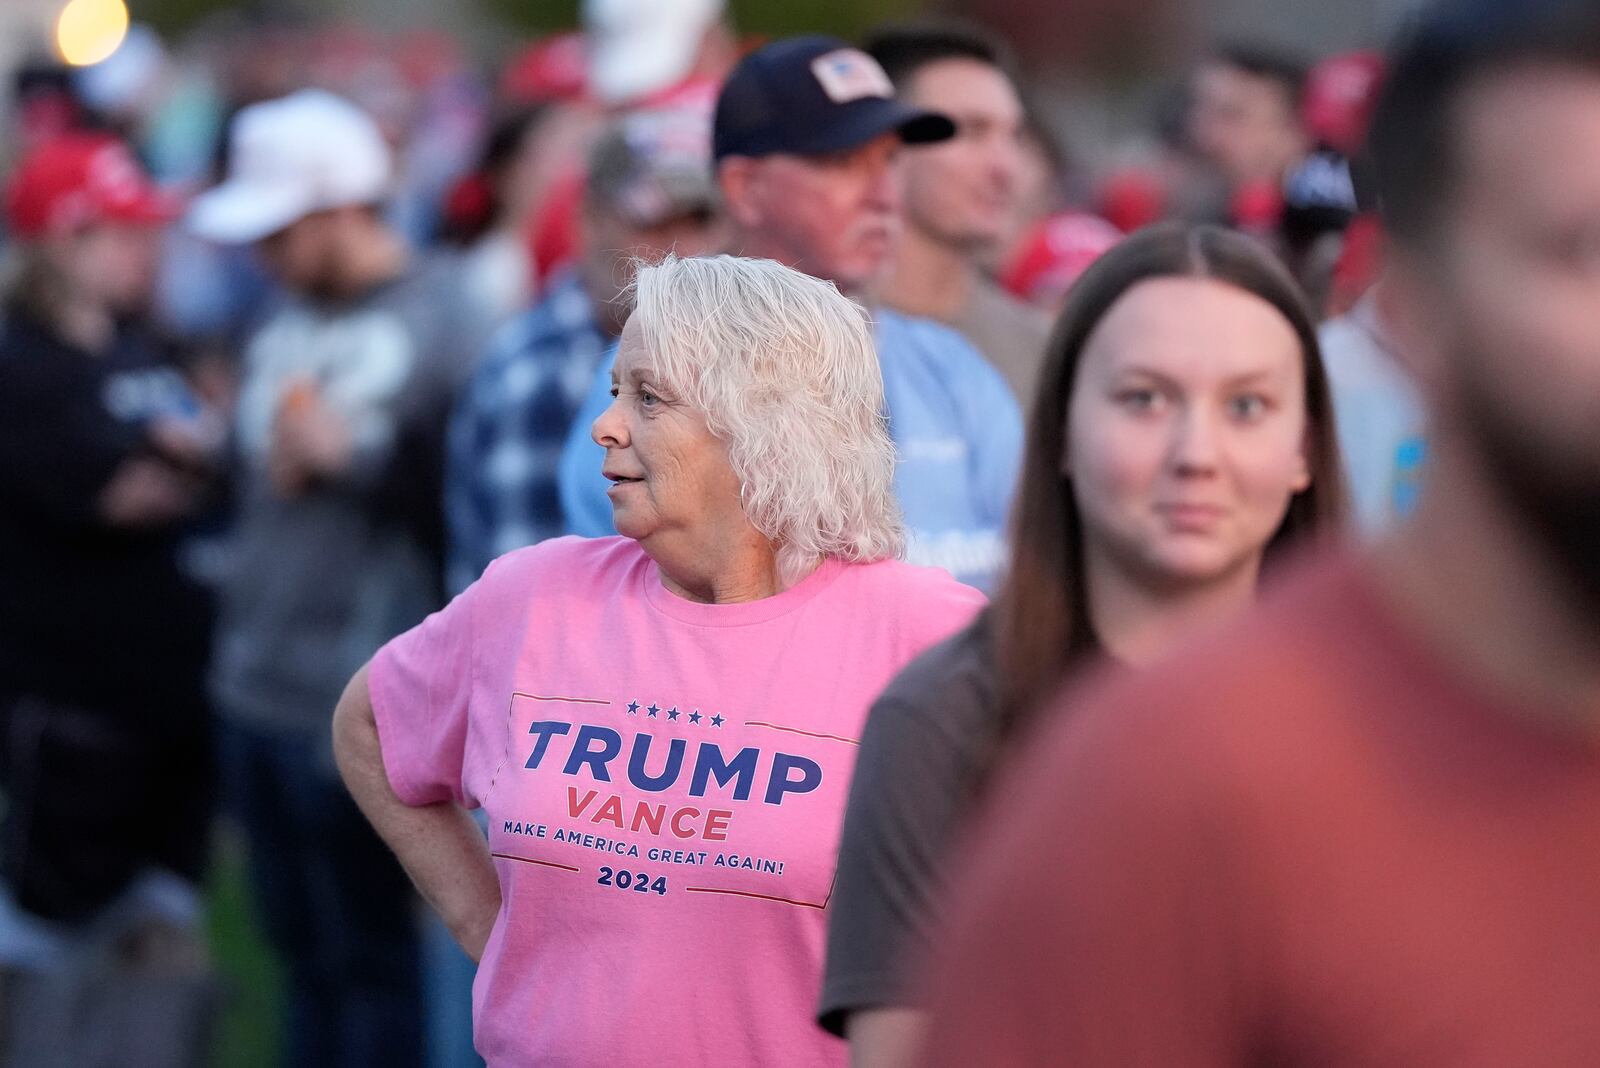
xmin=629 ymin=254 xmax=904 ymax=581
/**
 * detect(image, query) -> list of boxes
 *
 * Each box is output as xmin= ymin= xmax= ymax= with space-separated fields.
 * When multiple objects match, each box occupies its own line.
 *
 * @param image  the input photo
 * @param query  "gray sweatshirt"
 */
xmin=210 ymin=259 xmax=476 ymax=741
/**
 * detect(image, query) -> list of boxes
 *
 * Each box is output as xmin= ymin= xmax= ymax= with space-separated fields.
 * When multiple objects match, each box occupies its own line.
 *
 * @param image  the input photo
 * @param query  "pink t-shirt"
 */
xmin=369 ymin=535 xmax=984 ymax=1066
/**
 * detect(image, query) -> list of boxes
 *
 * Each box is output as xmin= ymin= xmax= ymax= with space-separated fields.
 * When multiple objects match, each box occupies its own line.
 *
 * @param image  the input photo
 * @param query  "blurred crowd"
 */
xmin=0 ymin=0 xmax=1457 ymax=1064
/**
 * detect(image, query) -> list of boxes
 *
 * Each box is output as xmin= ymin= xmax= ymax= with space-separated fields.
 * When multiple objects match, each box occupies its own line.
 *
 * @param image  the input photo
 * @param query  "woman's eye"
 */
xmin=608 ymin=385 xmax=620 ymax=399
xmin=1117 ymin=388 xmax=1161 ymax=412
xmin=638 ymin=389 xmax=660 ymax=408
xmin=1228 ymin=394 xmax=1269 ymax=420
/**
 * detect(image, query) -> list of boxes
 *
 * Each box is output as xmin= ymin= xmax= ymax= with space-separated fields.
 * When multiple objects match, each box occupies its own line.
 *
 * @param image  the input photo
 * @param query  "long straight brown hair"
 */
xmin=991 ymin=221 xmax=1347 ymax=741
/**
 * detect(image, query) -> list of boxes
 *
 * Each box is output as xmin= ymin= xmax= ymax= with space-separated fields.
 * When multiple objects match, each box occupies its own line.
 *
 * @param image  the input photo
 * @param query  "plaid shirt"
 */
xmin=444 ymin=271 xmax=610 ymax=593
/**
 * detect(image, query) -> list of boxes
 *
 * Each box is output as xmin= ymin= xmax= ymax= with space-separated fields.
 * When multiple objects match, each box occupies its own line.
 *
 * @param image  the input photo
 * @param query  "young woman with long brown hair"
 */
xmin=819 ymin=221 xmax=1347 ymax=1065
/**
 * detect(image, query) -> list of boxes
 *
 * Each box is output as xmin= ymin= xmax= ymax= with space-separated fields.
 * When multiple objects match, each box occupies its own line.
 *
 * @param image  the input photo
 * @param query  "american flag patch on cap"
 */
xmin=810 ymin=49 xmax=894 ymax=104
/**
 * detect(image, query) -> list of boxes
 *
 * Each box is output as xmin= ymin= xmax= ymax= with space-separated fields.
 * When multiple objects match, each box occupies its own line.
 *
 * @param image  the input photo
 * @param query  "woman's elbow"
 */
xmin=331 ymin=661 xmax=378 ymax=777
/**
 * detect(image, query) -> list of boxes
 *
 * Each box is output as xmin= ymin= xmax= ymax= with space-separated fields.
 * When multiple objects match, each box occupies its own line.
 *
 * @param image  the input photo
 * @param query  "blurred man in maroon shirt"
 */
xmin=919 ymin=0 xmax=1600 ymax=1063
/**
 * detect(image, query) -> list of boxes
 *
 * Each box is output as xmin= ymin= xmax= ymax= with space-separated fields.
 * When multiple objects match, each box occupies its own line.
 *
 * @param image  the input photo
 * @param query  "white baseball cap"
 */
xmin=583 ymin=0 xmax=725 ymax=106
xmin=188 ymin=89 xmax=391 ymax=244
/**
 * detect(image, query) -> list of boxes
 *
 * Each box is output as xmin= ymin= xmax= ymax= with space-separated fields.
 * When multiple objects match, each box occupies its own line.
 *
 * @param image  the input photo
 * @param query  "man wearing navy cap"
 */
xmin=558 ymin=36 xmax=1023 ymax=590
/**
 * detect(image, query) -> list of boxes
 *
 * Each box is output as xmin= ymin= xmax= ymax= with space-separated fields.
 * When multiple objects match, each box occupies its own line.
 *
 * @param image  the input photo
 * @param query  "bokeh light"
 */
xmin=55 ymin=0 xmax=131 ymax=68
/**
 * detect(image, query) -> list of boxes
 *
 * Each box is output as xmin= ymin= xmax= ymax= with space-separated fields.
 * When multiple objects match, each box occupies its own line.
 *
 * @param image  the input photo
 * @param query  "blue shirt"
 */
xmin=557 ymin=307 xmax=1022 ymax=588
xmin=445 ymin=272 xmax=610 ymax=593
xmin=1317 ymin=294 xmax=1427 ymax=537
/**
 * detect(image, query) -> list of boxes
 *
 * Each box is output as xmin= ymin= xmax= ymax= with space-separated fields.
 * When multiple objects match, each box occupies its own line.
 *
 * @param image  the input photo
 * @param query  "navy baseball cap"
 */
xmin=713 ymin=35 xmax=955 ymax=162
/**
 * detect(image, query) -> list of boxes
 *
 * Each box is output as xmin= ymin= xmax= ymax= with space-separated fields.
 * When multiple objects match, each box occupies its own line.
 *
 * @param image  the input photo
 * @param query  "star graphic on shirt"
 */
xmin=647 ymin=704 xmax=659 ymax=718
xmin=688 ymin=710 xmax=702 ymax=725
xmin=710 ymin=713 xmax=725 ymax=728
xmin=666 ymin=707 xmax=680 ymax=721
xmin=627 ymin=702 xmax=639 ymax=715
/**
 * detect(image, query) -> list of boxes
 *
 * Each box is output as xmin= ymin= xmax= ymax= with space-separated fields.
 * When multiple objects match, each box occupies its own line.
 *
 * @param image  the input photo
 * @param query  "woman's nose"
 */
xmin=1170 ymin=407 xmax=1221 ymax=476
xmin=592 ymin=395 xmax=629 ymax=449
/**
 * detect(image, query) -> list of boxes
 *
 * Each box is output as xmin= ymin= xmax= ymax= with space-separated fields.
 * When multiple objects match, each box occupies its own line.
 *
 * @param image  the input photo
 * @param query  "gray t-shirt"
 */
xmin=210 ymin=257 xmax=478 ymax=741
xmin=819 ymin=616 xmax=1000 ymax=1035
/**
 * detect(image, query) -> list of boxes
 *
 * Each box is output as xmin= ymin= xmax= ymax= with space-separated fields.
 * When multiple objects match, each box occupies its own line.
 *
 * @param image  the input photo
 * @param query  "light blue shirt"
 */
xmin=557 ymin=307 xmax=1022 ymax=588
xmin=1318 ymin=294 xmax=1428 ymax=537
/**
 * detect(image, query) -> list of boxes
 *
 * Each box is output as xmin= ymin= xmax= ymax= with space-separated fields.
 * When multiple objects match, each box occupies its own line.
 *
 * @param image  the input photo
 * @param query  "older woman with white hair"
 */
xmin=333 ymin=254 xmax=983 ymax=1066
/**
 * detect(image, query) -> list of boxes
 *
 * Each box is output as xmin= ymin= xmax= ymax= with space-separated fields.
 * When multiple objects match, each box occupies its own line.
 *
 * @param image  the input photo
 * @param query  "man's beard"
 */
xmin=1454 ymin=350 xmax=1600 ymax=622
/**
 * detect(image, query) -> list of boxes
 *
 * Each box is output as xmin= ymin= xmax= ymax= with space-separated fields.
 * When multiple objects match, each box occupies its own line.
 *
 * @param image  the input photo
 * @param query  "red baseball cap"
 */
xmin=499 ymin=33 xmax=588 ymax=105
xmin=1097 ymin=167 xmax=1166 ymax=235
xmin=1003 ymin=211 xmax=1123 ymax=305
xmin=4 ymin=133 xmax=175 ymax=239
xmin=1303 ymin=51 xmax=1386 ymax=157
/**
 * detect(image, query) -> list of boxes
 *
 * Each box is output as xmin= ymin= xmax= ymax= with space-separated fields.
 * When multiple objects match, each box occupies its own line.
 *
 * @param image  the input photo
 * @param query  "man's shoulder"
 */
xmin=872 ymin=307 xmax=1017 ymax=403
xmin=873 ymin=306 xmax=982 ymax=357
xmin=366 ymin=255 xmax=461 ymax=316
xmin=968 ymin=278 xmax=1053 ymax=341
xmin=328 ymin=256 xmax=474 ymax=343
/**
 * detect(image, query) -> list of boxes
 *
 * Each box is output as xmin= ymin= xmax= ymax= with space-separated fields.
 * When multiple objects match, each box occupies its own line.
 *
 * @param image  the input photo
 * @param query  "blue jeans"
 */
xmin=423 ymin=908 xmax=483 ymax=1068
xmin=223 ymin=722 xmax=422 ymax=1068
